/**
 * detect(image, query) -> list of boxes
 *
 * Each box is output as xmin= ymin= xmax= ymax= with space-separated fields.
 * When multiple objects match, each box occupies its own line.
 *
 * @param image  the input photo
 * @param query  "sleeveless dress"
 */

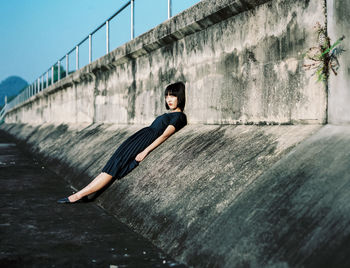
xmin=102 ymin=111 xmax=187 ymax=179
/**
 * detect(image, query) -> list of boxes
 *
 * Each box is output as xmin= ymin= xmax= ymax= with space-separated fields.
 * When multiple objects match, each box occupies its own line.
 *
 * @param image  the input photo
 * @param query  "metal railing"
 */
xmin=4 ymin=0 xmax=199 ymax=115
xmin=0 ymin=104 xmax=7 ymax=123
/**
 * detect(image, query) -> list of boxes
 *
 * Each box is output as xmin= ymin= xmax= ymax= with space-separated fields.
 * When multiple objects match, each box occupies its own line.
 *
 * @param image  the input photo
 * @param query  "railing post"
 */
xmin=76 ymin=45 xmax=79 ymax=70
xmin=58 ymin=61 xmax=61 ymax=81
xmin=89 ymin=34 xmax=92 ymax=63
xmin=46 ymin=71 xmax=49 ymax=88
xmin=106 ymin=21 xmax=109 ymax=54
xmin=131 ymin=0 xmax=134 ymax=40
xmin=41 ymin=75 xmax=44 ymax=89
xmin=168 ymin=0 xmax=172 ymax=19
xmin=5 ymin=95 xmax=7 ymax=105
xmin=37 ymin=78 xmax=40 ymax=92
xmin=66 ymin=54 xmax=69 ymax=76
xmin=51 ymin=66 xmax=54 ymax=85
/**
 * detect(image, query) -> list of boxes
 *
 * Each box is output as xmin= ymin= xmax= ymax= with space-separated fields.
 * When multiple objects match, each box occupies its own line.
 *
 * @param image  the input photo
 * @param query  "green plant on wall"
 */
xmin=303 ymin=22 xmax=345 ymax=82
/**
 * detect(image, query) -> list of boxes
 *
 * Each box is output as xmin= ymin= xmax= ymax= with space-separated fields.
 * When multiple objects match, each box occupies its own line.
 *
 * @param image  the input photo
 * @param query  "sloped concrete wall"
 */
xmin=0 ymin=122 xmax=321 ymax=267
xmin=5 ymin=0 xmax=326 ymax=125
xmin=2 ymin=123 xmax=350 ymax=267
xmin=327 ymin=0 xmax=350 ymax=124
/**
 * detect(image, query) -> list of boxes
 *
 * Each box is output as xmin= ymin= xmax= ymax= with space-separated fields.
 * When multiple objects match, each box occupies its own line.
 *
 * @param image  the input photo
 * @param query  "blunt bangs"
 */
xmin=164 ymin=82 xmax=186 ymax=111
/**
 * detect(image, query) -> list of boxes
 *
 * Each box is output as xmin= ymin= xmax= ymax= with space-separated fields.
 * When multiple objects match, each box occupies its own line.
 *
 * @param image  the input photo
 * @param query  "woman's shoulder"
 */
xmin=174 ymin=112 xmax=187 ymax=126
xmin=179 ymin=112 xmax=187 ymax=120
xmin=169 ymin=111 xmax=187 ymax=120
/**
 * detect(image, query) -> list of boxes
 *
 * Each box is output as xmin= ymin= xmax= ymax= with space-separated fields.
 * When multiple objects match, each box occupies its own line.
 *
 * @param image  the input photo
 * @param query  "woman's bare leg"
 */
xmin=68 ymin=172 xmax=113 ymax=202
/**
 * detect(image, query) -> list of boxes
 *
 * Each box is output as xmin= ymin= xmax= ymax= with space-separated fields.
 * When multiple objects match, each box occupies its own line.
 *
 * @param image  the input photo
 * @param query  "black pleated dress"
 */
xmin=102 ymin=111 xmax=187 ymax=179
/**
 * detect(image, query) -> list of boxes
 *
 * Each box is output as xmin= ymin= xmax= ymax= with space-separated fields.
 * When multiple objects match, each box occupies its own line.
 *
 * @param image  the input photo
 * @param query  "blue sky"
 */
xmin=0 ymin=0 xmax=199 ymax=84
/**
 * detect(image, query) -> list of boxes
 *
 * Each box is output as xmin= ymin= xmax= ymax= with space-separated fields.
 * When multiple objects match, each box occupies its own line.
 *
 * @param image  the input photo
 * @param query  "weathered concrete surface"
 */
xmin=211 ymin=124 xmax=350 ymax=268
xmin=0 ymin=131 xmax=185 ymax=267
xmin=327 ymin=0 xmax=350 ymax=124
xmin=7 ymin=122 xmax=350 ymax=267
xmin=5 ymin=0 xmax=326 ymax=125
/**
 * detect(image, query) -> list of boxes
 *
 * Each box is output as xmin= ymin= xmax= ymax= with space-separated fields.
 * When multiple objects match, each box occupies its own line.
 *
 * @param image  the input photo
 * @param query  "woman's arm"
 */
xmin=135 ymin=125 xmax=176 ymax=162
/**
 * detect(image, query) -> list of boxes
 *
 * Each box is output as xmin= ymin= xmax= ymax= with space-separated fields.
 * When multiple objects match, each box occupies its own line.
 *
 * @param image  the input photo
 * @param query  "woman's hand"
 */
xmin=135 ymin=150 xmax=148 ymax=162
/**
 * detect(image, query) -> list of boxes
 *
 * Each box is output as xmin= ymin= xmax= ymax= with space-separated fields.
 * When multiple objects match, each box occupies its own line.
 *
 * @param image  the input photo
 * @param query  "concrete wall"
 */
xmin=327 ymin=0 xmax=350 ymax=124
xmin=4 ymin=0 xmax=350 ymax=267
xmin=2 ymin=122 xmax=350 ymax=267
xmin=5 ymin=0 xmax=327 ymax=125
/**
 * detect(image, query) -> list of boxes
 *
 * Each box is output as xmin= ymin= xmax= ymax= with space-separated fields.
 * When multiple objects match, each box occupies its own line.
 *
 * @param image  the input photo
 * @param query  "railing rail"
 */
xmin=3 ymin=0 xmax=200 ymax=119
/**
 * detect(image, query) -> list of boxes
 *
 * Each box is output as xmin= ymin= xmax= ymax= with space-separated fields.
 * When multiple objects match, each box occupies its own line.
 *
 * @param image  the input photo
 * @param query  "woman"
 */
xmin=57 ymin=82 xmax=187 ymax=203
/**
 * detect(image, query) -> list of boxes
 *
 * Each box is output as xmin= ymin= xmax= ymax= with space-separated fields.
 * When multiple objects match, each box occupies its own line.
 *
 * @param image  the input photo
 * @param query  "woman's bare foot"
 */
xmin=58 ymin=172 xmax=113 ymax=204
xmin=68 ymin=193 xmax=82 ymax=203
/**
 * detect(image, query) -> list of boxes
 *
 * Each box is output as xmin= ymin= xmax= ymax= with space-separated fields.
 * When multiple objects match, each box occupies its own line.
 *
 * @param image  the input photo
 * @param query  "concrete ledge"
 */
xmin=6 ymin=122 xmax=350 ymax=267
xmin=5 ymin=0 xmax=327 ymax=125
xmin=7 ymin=0 xmax=271 ymax=116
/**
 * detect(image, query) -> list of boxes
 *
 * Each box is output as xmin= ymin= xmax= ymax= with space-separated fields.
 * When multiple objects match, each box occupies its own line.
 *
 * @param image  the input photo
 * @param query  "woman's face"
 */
xmin=165 ymin=94 xmax=178 ymax=110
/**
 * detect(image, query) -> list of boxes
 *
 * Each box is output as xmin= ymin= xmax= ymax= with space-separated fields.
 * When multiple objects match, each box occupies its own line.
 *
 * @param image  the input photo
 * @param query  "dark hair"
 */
xmin=164 ymin=82 xmax=186 ymax=111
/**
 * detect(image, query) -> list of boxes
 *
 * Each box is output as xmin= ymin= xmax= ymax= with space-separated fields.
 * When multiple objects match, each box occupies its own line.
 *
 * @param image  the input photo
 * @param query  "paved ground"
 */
xmin=0 ymin=130 xmax=186 ymax=268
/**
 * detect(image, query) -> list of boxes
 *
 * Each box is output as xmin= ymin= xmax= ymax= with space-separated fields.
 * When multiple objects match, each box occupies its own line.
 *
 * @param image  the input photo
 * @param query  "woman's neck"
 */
xmin=170 ymin=108 xmax=182 ymax=113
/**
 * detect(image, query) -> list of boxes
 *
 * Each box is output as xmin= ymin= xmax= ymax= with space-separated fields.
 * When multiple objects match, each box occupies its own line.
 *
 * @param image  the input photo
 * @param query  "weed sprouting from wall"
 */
xmin=303 ymin=22 xmax=345 ymax=82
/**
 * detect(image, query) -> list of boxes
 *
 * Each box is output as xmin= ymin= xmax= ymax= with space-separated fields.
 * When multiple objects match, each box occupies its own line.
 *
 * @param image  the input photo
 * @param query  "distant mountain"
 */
xmin=0 ymin=76 xmax=28 ymax=108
